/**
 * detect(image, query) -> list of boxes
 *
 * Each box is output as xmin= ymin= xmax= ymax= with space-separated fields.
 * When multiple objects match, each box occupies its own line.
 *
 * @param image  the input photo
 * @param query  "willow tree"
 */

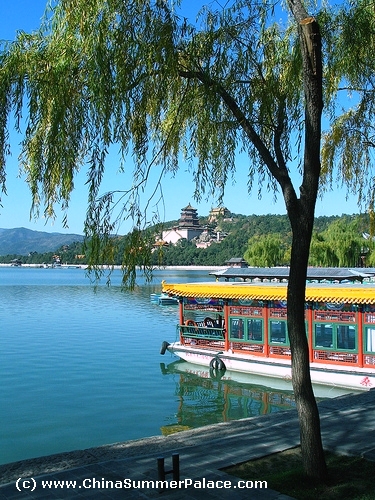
xmin=0 ymin=0 xmax=327 ymax=479
xmin=244 ymin=234 xmax=288 ymax=267
xmin=322 ymin=0 xmax=375 ymax=217
xmin=323 ymin=219 xmax=364 ymax=267
xmin=309 ymin=232 xmax=338 ymax=267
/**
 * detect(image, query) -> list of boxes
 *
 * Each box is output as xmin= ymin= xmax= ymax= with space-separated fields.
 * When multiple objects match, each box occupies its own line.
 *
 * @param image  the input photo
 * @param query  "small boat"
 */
xmin=160 ymin=280 xmax=375 ymax=391
xmin=151 ymin=293 xmax=179 ymax=306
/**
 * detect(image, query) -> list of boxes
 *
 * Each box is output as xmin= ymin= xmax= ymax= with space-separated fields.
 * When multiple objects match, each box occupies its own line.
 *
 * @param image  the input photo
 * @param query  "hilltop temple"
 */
xmin=162 ymin=204 xmax=204 ymax=244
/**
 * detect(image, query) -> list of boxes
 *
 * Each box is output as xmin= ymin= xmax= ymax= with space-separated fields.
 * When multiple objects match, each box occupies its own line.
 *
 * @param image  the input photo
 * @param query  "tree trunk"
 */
xmin=287 ymin=208 xmax=327 ymax=481
xmin=283 ymin=1 xmax=327 ymax=480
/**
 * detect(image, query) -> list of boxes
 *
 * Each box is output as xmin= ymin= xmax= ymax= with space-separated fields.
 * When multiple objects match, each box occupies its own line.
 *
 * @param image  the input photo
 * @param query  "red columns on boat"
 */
xmin=307 ymin=306 xmax=313 ymax=363
xmin=179 ymin=300 xmax=184 ymax=344
xmin=224 ymin=301 xmax=230 ymax=351
xmin=264 ymin=302 xmax=269 ymax=356
xmin=179 ymin=299 xmax=184 ymax=325
xmin=357 ymin=307 xmax=364 ymax=368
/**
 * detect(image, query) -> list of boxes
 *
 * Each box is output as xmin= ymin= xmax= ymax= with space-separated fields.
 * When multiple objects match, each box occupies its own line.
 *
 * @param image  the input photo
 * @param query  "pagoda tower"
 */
xmin=161 ymin=203 xmax=204 ymax=244
xmin=179 ymin=204 xmax=200 ymax=228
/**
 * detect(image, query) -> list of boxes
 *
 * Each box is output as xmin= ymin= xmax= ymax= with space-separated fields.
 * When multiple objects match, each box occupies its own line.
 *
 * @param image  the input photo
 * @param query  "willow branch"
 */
xmin=178 ymin=68 xmax=296 ymax=204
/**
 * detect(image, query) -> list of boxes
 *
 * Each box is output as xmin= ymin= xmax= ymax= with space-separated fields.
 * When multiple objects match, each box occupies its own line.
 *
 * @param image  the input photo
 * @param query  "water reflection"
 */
xmin=160 ymin=361 xmax=296 ymax=434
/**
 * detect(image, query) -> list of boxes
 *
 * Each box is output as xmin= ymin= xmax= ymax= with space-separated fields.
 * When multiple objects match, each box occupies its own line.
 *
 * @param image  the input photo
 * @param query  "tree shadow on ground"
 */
xmin=223 ymin=447 xmax=375 ymax=500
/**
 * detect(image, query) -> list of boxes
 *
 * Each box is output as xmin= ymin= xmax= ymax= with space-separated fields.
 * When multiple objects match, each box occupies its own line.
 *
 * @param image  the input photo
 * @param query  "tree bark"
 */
xmin=287 ymin=209 xmax=327 ymax=480
xmin=286 ymin=1 xmax=327 ymax=481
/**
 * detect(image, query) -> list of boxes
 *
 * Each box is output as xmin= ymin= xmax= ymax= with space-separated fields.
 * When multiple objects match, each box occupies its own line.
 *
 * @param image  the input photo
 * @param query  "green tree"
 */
xmin=366 ymin=239 xmax=375 ymax=267
xmin=309 ymin=217 xmax=367 ymax=267
xmin=0 ymin=0 xmax=328 ymax=478
xmin=321 ymin=0 xmax=375 ymax=216
xmin=244 ymin=233 xmax=288 ymax=267
xmin=322 ymin=219 xmax=364 ymax=267
xmin=309 ymin=232 xmax=338 ymax=267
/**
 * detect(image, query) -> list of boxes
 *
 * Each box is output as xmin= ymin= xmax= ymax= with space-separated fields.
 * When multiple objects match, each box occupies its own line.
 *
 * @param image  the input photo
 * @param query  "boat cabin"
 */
xmin=161 ymin=281 xmax=375 ymax=371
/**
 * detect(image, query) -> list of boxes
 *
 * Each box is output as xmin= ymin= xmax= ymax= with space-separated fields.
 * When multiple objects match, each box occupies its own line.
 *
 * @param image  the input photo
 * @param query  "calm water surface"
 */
xmin=0 ymin=267 xmax=297 ymax=465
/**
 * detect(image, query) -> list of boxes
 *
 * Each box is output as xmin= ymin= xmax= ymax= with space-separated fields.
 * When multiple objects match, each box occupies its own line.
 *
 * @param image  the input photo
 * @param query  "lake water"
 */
xmin=0 ymin=266 xmax=299 ymax=465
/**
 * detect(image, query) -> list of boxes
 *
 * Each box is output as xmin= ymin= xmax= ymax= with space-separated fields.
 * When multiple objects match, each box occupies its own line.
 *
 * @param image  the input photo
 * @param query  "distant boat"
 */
xmin=10 ymin=259 xmax=22 ymax=267
xmin=151 ymin=293 xmax=179 ymax=306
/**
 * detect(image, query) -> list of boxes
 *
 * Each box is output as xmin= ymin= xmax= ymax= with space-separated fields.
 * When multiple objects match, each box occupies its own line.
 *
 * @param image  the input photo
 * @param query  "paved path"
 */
xmin=1 ymin=390 xmax=374 ymax=499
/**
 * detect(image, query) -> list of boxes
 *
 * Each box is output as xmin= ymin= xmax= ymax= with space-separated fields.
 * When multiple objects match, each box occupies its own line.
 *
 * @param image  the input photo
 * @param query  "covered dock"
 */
xmin=209 ymin=267 xmax=375 ymax=283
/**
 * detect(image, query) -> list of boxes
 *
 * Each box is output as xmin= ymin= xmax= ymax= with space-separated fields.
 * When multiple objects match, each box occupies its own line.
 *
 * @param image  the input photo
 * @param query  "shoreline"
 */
xmin=0 ymin=263 xmax=226 ymax=270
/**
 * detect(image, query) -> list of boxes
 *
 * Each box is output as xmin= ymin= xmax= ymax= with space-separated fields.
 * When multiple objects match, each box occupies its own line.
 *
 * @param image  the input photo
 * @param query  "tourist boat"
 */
xmin=151 ymin=293 xmax=179 ymax=306
xmin=160 ymin=280 xmax=375 ymax=391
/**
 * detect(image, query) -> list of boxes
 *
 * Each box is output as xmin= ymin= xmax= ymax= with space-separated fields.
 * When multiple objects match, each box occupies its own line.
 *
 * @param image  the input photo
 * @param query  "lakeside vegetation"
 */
xmin=1 ymin=212 xmax=373 ymax=268
xmin=225 ymin=447 xmax=375 ymax=500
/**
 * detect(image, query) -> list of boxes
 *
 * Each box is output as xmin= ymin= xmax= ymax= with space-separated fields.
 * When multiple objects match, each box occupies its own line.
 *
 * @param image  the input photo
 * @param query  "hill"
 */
xmin=0 ymin=213 xmax=368 ymax=265
xmin=0 ymin=227 xmax=84 ymax=256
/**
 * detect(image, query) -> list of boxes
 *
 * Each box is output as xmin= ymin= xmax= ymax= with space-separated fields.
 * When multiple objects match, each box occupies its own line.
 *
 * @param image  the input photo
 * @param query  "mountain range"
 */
xmin=0 ymin=227 xmax=84 ymax=256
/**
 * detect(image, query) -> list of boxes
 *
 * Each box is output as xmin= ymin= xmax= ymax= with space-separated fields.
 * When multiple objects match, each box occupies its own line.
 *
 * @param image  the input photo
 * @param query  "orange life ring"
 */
xmin=185 ymin=319 xmax=197 ymax=326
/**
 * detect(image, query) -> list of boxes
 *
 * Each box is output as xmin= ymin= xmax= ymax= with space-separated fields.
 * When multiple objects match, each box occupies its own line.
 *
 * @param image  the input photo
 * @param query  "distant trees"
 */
xmin=244 ymin=234 xmax=289 ymax=267
xmin=1 ymin=213 xmax=371 ymax=267
xmin=243 ymin=214 xmax=371 ymax=269
xmin=309 ymin=219 xmax=365 ymax=267
xmin=0 ymin=241 xmax=85 ymax=265
xmin=309 ymin=233 xmax=338 ymax=267
xmin=366 ymin=243 xmax=375 ymax=267
xmin=157 ymin=239 xmax=201 ymax=266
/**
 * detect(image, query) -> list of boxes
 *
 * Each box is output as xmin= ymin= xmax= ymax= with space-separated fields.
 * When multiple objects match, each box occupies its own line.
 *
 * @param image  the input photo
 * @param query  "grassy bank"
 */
xmin=224 ymin=447 xmax=375 ymax=499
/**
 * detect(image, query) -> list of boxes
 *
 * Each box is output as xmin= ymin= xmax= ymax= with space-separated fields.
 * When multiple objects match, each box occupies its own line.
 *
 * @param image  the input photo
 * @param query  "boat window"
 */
xmin=337 ymin=325 xmax=356 ymax=350
xmin=269 ymin=320 xmax=287 ymax=344
xmin=314 ymin=324 xmax=333 ymax=348
xmin=315 ymin=323 xmax=357 ymax=351
xmin=230 ymin=318 xmax=244 ymax=339
xmin=366 ymin=327 xmax=375 ymax=353
xmin=247 ymin=319 xmax=263 ymax=342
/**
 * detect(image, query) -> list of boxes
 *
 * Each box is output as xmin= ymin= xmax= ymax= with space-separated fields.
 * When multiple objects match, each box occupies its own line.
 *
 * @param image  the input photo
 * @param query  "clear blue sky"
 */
xmin=0 ymin=0 xmax=361 ymax=235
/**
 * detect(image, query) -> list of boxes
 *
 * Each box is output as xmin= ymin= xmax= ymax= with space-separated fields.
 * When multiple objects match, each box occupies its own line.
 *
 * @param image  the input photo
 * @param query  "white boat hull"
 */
xmin=165 ymin=360 xmax=362 ymax=398
xmin=167 ymin=342 xmax=375 ymax=392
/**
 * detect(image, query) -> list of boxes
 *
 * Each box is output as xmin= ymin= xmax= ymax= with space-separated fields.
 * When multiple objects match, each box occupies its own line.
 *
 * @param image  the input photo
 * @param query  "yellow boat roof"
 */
xmin=162 ymin=281 xmax=375 ymax=304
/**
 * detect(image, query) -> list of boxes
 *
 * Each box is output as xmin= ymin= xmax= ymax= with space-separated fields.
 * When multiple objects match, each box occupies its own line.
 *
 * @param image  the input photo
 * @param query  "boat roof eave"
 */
xmin=161 ymin=281 xmax=375 ymax=304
